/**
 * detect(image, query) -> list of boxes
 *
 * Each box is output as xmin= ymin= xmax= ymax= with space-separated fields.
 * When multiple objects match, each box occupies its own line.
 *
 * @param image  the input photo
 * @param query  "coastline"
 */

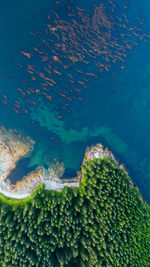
xmin=0 ymin=126 xmax=131 ymax=199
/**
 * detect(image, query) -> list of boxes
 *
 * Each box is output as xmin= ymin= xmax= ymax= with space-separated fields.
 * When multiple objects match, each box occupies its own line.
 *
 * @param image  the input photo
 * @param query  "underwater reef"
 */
xmin=0 ymin=155 xmax=149 ymax=266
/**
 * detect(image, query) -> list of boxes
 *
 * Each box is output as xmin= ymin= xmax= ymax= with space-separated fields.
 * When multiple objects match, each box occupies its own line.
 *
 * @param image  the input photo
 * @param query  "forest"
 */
xmin=0 ymin=156 xmax=149 ymax=266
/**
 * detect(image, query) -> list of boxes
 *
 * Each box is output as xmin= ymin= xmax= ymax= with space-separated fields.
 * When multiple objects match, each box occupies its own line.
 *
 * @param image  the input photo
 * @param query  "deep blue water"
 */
xmin=0 ymin=0 xmax=150 ymax=202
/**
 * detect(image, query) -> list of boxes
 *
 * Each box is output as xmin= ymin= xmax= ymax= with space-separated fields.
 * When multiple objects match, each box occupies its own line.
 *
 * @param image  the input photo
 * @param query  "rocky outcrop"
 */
xmin=0 ymin=127 xmax=128 ymax=198
xmin=10 ymin=168 xmax=44 ymax=194
xmin=82 ymin=144 xmax=128 ymax=175
xmin=0 ymin=127 xmax=34 ymax=181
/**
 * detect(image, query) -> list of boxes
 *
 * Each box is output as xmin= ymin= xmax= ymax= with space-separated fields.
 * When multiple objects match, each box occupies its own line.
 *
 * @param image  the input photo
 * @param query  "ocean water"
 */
xmin=0 ymin=0 xmax=150 ymax=202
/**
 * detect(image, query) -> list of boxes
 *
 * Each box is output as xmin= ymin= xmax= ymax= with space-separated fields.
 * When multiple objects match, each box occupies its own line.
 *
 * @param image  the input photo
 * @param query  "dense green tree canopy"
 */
xmin=0 ymin=157 xmax=149 ymax=266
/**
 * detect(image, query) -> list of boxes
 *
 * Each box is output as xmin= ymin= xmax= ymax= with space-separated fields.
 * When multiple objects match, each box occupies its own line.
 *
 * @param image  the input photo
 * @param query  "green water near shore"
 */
xmin=0 ymin=0 xmax=150 ymax=202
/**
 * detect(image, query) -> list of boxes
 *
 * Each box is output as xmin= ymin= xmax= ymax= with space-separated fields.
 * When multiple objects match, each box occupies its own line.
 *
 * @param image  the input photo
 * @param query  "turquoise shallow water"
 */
xmin=0 ymin=0 xmax=150 ymax=202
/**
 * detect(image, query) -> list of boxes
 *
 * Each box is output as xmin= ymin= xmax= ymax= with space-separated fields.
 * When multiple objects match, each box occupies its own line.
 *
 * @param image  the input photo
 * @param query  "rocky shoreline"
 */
xmin=82 ymin=144 xmax=128 ymax=175
xmin=0 ymin=127 xmax=129 ymax=199
xmin=0 ymin=127 xmax=34 ymax=181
